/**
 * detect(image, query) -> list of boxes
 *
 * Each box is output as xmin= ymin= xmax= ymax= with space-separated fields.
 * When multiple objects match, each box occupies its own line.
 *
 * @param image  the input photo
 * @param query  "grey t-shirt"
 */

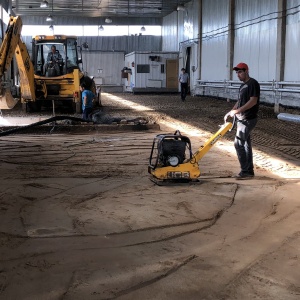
xmin=179 ymin=73 xmax=189 ymax=83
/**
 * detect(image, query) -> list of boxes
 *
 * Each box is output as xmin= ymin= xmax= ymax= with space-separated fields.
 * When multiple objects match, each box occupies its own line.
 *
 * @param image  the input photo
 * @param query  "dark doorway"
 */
xmin=185 ymin=47 xmax=191 ymax=75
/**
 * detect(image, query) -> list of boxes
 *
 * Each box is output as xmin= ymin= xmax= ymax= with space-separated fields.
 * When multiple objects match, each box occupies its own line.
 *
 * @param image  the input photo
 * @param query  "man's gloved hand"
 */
xmin=224 ymin=112 xmax=230 ymax=122
xmin=225 ymin=109 xmax=240 ymax=122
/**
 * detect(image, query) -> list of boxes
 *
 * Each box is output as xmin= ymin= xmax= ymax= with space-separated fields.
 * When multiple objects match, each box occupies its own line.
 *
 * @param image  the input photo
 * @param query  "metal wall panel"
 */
xmin=177 ymin=11 xmax=186 ymax=47
xmin=162 ymin=1 xmax=199 ymax=52
xmin=82 ymin=51 xmax=125 ymax=85
xmin=234 ymin=0 xmax=277 ymax=81
xmin=162 ymin=0 xmax=279 ymax=84
xmin=162 ymin=11 xmax=178 ymax=51
xmin=162 ymin=1 xmax=200 ymax=92
xmin=284 ymin=0 xmax=300 ymax=81
xmin=183 ymin=1 xmax=196 ymax=41
xmin=78 ymin=36 xmax=162 ymax=53
xmin=201 ymin=0 xmax=229 ymax=80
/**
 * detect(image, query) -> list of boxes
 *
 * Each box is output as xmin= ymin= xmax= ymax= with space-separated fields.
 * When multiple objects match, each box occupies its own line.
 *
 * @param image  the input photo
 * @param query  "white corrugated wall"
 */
xmin=179 ymin=1 xmax=200 ymax=42
xmin=161 ymin=0 xmax=300 ymax=107
xmin=162 ymin=1 xmax=200 ymax=90
xmin=162 ymin=0 xmax=280 ymax=82
xmin=234 ymin=0 xmax=277 ymax=81
xmin=201 ymin=0 xmax=229 ymax=80
xmin=284 ymin=0 xmax=300 ymax=81
xmin=82 ymin=51 xmax=125 ymax=85
xmin=162 ymin=1 xmax=199 ymax=52
xmin=162 ymin=12 xmax=179 ymax=51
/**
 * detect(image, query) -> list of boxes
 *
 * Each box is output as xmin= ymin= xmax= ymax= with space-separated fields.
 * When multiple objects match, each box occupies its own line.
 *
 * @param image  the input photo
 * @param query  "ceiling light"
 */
xmin=40 ymin=0 xmax=49 ymax=8
xmin=49 ymin=25 xmax=54 ymax=30
xmin=98 ymin=25 xmax=104 ymax=31
xmin=105 ymin=17 xmax=112 ymax=23
xmin=140 ymin=26 xmax=146 ymax=32
xmin=177 ymin=4 xmax=186 ymax=11
xmin=46 ymin=14 xmax=53 ymax=22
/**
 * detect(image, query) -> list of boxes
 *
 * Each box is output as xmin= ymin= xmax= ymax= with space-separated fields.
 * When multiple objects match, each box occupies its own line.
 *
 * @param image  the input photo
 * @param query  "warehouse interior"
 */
xmin=0 ymin=1 xmax=300 ymax=299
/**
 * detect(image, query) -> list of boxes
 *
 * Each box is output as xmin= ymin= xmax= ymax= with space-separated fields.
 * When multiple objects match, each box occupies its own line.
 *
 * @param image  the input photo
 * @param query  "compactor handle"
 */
xmin=224 ymin=112 xmax=236 ymax=131
xmin=191 ymin=121 xmax=233 ymax=163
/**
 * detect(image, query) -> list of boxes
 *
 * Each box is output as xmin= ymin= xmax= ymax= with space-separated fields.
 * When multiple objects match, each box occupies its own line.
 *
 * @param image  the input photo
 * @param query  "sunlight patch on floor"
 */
xmin=104 ymin=93 xmax=300 ymax=180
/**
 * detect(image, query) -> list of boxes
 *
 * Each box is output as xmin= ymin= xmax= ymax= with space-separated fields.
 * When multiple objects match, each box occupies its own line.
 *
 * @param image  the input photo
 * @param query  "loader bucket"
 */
xmin=0 ymin=88 xmax=19 ymax=109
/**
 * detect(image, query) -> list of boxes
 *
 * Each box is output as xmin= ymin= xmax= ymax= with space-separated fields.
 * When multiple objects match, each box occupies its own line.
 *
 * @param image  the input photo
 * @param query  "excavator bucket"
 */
xmin=0 ymin=87 xmax=19 ymax=109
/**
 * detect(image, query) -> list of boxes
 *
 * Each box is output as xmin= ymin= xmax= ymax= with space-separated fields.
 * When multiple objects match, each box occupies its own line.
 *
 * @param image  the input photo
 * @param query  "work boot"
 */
xmin=233 ymin=171 xmax=254 ymax=180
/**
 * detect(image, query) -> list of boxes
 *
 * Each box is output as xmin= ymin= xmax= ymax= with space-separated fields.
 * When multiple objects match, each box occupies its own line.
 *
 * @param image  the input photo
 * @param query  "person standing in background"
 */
xmin=178 ymin=68 xmax=189 ymax=102
xmin=80 ymin=83 xmax=95 ymax=121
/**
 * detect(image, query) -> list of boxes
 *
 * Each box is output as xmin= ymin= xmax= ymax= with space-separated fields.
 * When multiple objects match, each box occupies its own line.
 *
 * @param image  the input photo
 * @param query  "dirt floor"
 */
xmin=0 ymin=92 xmax=299 ymax=300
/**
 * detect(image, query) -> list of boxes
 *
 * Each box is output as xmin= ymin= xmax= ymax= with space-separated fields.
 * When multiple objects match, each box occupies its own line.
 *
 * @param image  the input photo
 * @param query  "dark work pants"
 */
xmin=82 ymin=107 xmax=92 ymax=121
xmin=180 ymin=83 xmax=188 ymax=100
xmin=234 ymin=118 xmax=257 ymax=174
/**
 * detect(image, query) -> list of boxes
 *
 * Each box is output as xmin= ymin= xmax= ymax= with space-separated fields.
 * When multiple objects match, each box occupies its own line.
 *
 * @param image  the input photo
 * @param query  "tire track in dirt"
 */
xmin=218 ymin=231 xmax=300 ymax=300
xmin=104 ymin=255 xmax=198 ymax=300
xmin=105 ymin=184 xmax=238 ymax=248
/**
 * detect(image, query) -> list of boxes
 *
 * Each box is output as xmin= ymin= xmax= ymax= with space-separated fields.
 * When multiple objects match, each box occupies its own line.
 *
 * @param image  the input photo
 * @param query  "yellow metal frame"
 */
xmin=0 ymin=16 xmax=38 ymax=108
xmin=150 ymin=122 xmax=233 ymax=180
xmin=15 ymin=39 xmax=37 ymax=101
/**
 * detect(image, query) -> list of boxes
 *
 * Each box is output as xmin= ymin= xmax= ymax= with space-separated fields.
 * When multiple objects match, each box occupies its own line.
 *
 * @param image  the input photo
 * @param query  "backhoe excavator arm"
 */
xmin=0 ymin=16 xmax=37 ymax=109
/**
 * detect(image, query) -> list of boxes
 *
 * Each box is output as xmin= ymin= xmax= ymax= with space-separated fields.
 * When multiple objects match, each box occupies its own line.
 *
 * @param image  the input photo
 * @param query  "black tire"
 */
xmin=26 ymin=101 xmax=42 ymax=113
xmin=75 ymin=101 xmax=81 ymax=114
xmin=22 ymin=103 xmax=27 ymax=112
xmin=97 ymin=91 xmax=102 ymax=107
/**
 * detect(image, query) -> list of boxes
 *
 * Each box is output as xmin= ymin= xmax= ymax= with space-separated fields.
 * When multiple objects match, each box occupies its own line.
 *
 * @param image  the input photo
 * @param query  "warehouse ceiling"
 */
xmin=11 ymin=0 xmax=192 ymax=18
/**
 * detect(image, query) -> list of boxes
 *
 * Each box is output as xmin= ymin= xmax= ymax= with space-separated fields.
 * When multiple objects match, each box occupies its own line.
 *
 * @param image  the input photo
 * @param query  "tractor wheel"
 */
xmin=26 ymin=101 xmax=41 ymax=112
xmin=75 ymin=101 xmax=81 ymax=114
xmin=97 ymin=90 xmax=102 ymax=107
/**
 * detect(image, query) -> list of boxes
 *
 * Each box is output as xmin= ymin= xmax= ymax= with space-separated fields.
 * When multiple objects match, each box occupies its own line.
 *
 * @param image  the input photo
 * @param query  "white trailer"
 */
xmin=123 ymin=51 xmax=179 ymax=93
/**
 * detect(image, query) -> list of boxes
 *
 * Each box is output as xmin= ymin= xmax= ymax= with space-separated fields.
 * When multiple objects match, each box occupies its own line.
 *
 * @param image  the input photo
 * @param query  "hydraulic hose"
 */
xmin=0 ymin=116 xmax=90 ymax=137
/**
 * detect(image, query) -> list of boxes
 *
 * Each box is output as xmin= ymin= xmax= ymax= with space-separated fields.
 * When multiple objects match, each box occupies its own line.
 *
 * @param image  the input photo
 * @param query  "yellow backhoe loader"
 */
xmin=0 ymin=16 xmax=98 ymax=112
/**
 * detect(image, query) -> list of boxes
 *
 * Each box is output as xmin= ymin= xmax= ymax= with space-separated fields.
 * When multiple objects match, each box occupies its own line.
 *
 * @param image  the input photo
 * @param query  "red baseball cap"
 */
xmin=233 ymin=62 xmax=249 ymax=71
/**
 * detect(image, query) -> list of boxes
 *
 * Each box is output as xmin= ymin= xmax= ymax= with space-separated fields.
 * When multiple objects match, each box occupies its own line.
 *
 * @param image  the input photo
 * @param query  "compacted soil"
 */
xmin=0 ymin=92 xmax=299 ymax=300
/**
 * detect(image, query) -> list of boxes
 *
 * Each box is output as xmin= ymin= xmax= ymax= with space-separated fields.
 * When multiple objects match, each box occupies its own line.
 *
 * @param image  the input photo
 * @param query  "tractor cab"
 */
xmin=32 ymin=36 xmax=82 ymax=77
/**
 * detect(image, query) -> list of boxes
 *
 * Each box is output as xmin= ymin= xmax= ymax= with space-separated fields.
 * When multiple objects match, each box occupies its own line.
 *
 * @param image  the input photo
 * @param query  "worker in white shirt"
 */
xmin=178 ymin=68 xmax=189 ymax=102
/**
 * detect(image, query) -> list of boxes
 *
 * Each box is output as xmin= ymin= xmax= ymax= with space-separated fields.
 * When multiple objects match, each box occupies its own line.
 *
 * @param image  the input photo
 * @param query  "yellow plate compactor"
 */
xmin=148 ymin=122 xmax=233 ymax=183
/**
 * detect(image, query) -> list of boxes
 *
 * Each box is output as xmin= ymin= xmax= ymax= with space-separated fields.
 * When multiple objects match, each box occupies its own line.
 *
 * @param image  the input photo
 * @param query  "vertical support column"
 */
xmin=227 ymin=0 xmax=235 ymax=81
xmin=275 ymin=0 xmax=286 ymax=113
xmin=8 ymin=0 xmax=13 ymax=15
xmin=177 ymin=10 xmax=179 ymax=52
xmin=0 ymin=6 xmax=3 ymax=42
xmin=198 ymin=0 xmax=203 ymax=79
xmin=198 ymin=0 xmax=202 ymax=80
